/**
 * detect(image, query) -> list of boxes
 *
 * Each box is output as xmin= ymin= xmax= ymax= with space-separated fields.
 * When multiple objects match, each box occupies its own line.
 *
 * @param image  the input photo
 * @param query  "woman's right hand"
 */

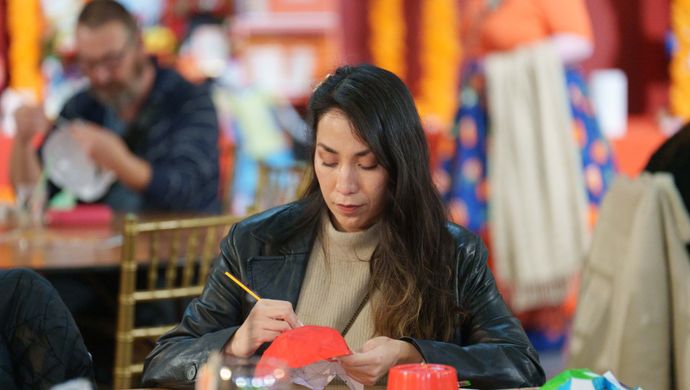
xmin=224 ymin=299 xmax=301 ymax=357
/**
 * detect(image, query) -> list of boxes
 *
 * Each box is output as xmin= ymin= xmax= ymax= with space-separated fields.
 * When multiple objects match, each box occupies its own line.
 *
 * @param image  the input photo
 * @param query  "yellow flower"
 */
xmin=417 ymin=0 xmax=461 ymax=125
xmin=8 ymin=0 xmax=43 ymax=99
xmin=670 ymin=0 xmax=690 ymax=119
xmin=369 ymin=0 xmax=406 ymax=79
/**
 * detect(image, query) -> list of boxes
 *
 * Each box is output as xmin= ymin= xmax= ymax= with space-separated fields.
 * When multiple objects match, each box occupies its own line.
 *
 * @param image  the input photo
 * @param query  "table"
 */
xmin=0 ymin=222 xmax=122 ymax=270
xmin=0 ymin=211 xmax=231 ymax=388
xmin=132 ymin=386 xmax=386 ymax=390
xmin=132 ymin=386 xmax=538 ymax=389
xmin=0 ymin=212 xmax=214 ymax=270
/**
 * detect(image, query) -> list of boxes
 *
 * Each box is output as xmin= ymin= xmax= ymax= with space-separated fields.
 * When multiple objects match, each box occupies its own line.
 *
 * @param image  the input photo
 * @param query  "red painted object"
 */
xmin=256 ymin=325 xmax=351 ymax=375
xmin=387 ymin=363 xmax=457 ymax=390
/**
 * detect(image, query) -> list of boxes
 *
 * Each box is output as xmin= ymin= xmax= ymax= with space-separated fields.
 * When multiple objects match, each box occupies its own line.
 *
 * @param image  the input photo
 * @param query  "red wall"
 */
xmin=584 ymin=0 xmax=670 ymax=115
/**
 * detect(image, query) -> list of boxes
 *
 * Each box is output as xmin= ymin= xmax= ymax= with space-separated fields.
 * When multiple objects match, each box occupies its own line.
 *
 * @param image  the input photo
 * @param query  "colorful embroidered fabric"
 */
xmin=443 ymin=63 xmax=617 ymax=235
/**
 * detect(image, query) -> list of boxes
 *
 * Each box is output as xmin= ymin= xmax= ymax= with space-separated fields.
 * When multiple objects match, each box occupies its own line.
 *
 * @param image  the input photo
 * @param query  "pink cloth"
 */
xmin=44 ymin=204 xmax=113 ymax=226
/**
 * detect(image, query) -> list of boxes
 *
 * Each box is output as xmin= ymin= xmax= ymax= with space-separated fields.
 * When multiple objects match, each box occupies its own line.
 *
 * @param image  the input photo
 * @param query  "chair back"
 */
xmin=567 ymin=174 xmax=690 ymax=389
xmin=113 ymin=213 xmax=242 ymax=389
xmin=219 ymin=134 xmax=236 ymax=212
xmin=252 ymin=162 xmax=311 ymax=212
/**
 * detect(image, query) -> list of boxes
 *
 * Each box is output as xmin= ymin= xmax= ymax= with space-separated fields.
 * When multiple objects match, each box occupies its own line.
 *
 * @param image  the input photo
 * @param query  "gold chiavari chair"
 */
xmin=113 ymin=213 xmax=243 ymax=389
xmin=219 ymin=135 xmax=237 ymax=213
xmin=252 ymin=161 xmax=311 ymax=212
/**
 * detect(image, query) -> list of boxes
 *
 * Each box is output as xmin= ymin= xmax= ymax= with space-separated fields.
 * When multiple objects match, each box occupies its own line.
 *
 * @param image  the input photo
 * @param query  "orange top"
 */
xmin=462 ymin=0 xmax=593 ymax=56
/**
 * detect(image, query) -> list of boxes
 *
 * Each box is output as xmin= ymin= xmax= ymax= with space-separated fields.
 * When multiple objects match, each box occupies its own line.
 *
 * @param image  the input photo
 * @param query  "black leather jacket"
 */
xmin=142 ymin=202 xmax=545 ymax=389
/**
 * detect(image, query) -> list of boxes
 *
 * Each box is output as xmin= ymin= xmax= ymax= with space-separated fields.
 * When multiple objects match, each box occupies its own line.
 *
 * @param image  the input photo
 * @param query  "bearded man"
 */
xmin=9 ymin=0 xmax=220 ymax=213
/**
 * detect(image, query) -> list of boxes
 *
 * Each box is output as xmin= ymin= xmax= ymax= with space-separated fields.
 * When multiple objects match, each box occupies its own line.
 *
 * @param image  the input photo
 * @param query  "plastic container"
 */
xmin=387 ymin=363 xmax=458 ymax=390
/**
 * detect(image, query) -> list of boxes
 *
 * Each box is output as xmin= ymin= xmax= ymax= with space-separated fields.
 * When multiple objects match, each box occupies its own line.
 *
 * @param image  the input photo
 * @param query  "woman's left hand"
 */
xmin=338 ymin=336 xmax=423 ymax=385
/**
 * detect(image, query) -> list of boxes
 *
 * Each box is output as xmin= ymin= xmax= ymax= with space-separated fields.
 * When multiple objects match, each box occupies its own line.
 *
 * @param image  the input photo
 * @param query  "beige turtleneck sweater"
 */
xmin=295 ymin=213 xmax=380 ymax=351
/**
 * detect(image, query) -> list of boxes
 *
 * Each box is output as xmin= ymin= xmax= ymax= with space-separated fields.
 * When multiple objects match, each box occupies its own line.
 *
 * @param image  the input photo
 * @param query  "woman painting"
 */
xmin=142 ymin=64 xmax=545 ymax=388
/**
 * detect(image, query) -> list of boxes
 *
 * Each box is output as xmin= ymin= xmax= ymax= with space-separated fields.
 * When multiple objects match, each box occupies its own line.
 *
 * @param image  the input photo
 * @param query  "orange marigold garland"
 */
xmin=8 ymin=0 xmax=43 ymax=98
xmin=368 ymin=0 xmax=406 ymax=79
xmin=416 ymin=0 xmax=461 ymax=124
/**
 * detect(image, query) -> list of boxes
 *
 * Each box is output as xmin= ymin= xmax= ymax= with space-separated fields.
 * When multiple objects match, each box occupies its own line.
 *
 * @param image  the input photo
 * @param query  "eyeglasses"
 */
xmin=77 ymin=41 xmax=132 ymax=74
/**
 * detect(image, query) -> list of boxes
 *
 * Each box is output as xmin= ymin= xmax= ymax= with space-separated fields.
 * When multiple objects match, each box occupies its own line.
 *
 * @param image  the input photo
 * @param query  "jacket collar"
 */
xmin=244 ymin=202 xmax=318 ymax=304
xmin=249 ymin=201 xmax=317 ymax=255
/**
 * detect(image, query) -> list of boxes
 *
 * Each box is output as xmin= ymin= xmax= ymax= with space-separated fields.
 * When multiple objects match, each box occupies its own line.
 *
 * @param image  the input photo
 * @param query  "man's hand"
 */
xmin=68 ymin=121 xmax=130 ymax=172
xmin=339 ymin=337 xmax=424 ymax=386
xmin=14 ymin=104 xmax=50 ymax=145
xmin=9 ymin=104 xmax=48 ymax=188
xmin=225 ymin=299 xmax=301 ymax=358
xmin=68 ymin=121 xmax=152 ymax=190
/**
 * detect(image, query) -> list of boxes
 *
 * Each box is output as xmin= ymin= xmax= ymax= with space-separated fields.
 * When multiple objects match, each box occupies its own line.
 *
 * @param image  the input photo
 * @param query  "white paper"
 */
xmin=41 ymin=123 xmax=116 ymax=201
xmin=291 ymin=360 xmax=363 ymax=390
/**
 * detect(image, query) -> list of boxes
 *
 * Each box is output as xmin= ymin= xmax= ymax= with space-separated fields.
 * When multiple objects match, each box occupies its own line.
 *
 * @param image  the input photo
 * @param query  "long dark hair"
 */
xmin=294 ymin=64 xmax=457 ymax=340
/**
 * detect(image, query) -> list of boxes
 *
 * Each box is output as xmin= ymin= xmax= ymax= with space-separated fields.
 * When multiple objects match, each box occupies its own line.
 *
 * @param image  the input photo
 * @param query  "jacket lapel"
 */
xmin=247 ymin=253 xmax=308 ymax=306
xmin=246 ymin=209 xmax=317 ymax=307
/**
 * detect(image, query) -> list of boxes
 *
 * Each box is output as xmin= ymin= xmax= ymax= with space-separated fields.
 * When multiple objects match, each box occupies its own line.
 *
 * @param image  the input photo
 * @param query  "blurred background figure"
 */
xmin=8 ymin=0 xmax=220 ymax=214
xmin=448 ymin=0 xmax=617 ymax=242
xmin=444 ymin=0 xmax=617 ymax=354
